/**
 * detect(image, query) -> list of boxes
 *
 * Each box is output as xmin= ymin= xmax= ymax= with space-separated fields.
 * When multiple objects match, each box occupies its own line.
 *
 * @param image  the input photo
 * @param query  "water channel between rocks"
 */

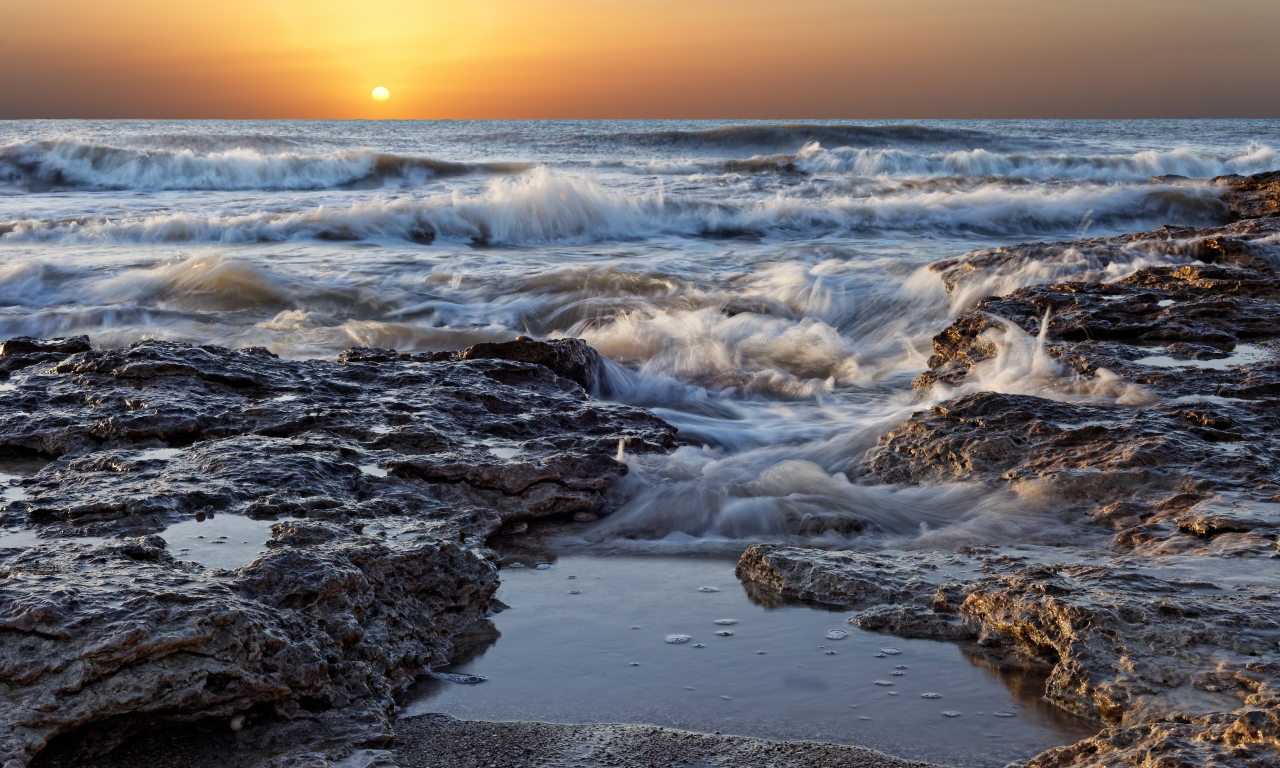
xmin=397 ymin=555 xmax=1099 ymax=767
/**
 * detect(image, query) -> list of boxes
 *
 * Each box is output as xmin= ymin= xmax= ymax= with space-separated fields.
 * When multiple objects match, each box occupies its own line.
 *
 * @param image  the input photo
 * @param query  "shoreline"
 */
xmin=4 ymin=170 xmax=1279 ymax=768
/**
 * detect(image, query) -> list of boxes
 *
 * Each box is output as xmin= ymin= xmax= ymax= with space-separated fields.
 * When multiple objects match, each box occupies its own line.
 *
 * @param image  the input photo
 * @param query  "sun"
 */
xmin=372 ymin=87 xmax=390 ymax=101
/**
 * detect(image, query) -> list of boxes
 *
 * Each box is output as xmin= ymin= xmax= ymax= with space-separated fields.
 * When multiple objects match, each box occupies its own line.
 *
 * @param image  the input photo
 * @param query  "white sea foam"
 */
xmin=2 ymin=119 xmax=1270 ymax=550
xmin=0 ymin=168 xmax=1229 ymax=245
xmin=0 ymin=140 xmax=526 ymax=191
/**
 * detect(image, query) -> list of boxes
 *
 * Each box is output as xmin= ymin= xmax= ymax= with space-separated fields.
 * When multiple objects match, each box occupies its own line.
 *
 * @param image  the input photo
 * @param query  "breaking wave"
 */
xmin=0 ymin=140 xmax=529 ymax=191
xmin=0 ymin=168 xmax=1230 ymax=245
xmin=628 ymin=142 xmax=1278 ymax=183
xmin=563 ymin=123 xmax=1032 ymax=152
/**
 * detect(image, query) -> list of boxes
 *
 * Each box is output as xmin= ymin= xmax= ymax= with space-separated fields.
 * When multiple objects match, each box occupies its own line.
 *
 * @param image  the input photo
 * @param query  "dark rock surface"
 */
xmin=881 ymin=213 xmax=1280 ymax=557
xmin=1215 ymin=170 xmax=1280 ymax=221
xmin=813 ymin=174 xmax=1280 ymax=768
xmin=1012 ymin=709 xmax=1280 ymax=768
xmin=0 ymin=337 xmax=677 ymax=767
xmin=737 ymin=544 xmax=1280 ymax=767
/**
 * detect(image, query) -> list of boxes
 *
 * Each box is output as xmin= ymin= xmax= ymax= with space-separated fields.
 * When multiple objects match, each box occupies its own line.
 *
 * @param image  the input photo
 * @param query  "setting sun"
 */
xmin=372 ymin=86 xmax=389 ymax=101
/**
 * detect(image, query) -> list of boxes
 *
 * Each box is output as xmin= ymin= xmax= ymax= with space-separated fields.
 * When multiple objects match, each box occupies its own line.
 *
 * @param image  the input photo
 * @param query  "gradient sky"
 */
xmin=3 ymin=0 xmax=1279 ymax=119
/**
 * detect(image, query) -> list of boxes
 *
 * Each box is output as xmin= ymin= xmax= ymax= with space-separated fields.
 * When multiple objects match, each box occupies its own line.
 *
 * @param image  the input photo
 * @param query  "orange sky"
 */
xmin=3 ymin=0 xmax=1279 ymax=119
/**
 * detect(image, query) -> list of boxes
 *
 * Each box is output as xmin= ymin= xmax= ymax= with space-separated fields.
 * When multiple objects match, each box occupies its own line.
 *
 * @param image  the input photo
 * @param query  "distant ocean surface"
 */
xmin=2 ymin=119 xmax=1277 ymax=545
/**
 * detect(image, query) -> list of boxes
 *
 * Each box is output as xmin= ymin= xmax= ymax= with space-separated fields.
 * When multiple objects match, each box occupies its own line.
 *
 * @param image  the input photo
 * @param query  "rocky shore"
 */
xmin=3 ymin=170 xmax=1280 ymax=768
xmin=738 ymin=171 xmax=1280 ymax=767
xmin=0 ymin=338 xmax=674 ymax=767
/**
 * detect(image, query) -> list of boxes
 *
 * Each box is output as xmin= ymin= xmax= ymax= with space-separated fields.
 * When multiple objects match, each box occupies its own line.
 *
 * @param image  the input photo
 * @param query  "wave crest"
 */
xmin=0 ymin=168 xmax=1231 ymax=245
xmin=0 ymin=140 xmax=529 ymax=191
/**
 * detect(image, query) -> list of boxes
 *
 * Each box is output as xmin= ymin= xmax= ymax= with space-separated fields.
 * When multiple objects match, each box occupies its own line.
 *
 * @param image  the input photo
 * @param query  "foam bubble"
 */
xmin=665 ymin=634 xmax=692 ymax=644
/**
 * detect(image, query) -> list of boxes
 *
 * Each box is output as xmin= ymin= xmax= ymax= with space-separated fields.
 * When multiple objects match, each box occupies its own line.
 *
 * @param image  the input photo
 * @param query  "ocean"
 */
xmin=1 ymin=118 xmax=1277 ymax=548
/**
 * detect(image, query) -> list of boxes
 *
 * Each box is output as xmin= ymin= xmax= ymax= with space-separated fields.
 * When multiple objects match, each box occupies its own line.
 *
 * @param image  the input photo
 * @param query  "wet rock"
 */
xmin=737 ymin=544 xmax=1280 ymax=732
xmin=893 ymin=217 xmax=1280 ymax=554
xmin=0 ymin=336 xmax=92 ymax=379
xmin=0 ymin=336 xmax=676 ymax=766
xmin=734 ymin=545 xmax=942 ymax=607
xmin=1215 ymin=170 xmax=1280 ymax=221
xmin=337 ymin=338 xmax=605 ymax=394
xmin=869 ymin=391 xmax=1280 ymax=520
xmin=1014 ymin=709 xmax=1280 ymax=768
xmin=1 ymin=526 xmax=495 ymax=768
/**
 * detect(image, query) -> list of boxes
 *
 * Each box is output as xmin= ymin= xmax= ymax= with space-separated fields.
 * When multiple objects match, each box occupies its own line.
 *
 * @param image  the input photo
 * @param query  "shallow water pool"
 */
xmin=397 ymin=555 xmax=1097 ymax=767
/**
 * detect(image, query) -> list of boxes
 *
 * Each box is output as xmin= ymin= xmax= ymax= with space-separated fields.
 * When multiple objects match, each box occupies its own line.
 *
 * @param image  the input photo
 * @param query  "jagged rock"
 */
xmin=1013 ymin=709 xmax=1280 ymax=768
xmin=927 ymin=217 xmax=1280 ymax=302
xmin=736 ymin=544 xmax=1280 ymax=752
xmin=0 ymin=336 xmax=677 ymax=767
xmin=1215 ymin=170 xmax=1280 ymax=220
xmin=336 ymin=338 xmax=604 ymax=394
xmin=0 ymin=338 xmax=674 ymax=533
xmin=0 ymin=525 xmax=496 ymax=767
xmin=894 ymin=217 xmax=1280 ymax=555
xmin=0 ymin=337 xmax=92 ymax=379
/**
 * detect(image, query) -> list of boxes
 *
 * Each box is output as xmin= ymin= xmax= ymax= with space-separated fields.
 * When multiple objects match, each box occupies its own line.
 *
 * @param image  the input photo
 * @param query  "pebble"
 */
xmin=693 ymin=644 xmax=705 ymax=648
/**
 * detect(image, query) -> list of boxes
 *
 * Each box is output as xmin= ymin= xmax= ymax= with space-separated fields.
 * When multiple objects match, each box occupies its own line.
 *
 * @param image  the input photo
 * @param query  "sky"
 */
xmin=3 ymin=0 xmax=1279 ymax=119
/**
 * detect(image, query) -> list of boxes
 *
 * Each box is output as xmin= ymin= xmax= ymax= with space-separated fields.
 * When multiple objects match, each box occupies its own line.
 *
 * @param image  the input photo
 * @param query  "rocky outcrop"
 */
xmin=737 ymin=544 xmax=1280 ymax=764
xmin=1215 ymin=170 xmax=1280 ymax=220
xmin=2 ymin=525 xmax=494 ymax=767
xmin=881 ymin=213 xmax=1280 ymax=557
xmin=1013 ymin=709 xmax=1280 ymax=768
xmin=0 ymin=336 xmax=677 ymax=767
xmin=336 ymin=337 xmax=604 ymax=394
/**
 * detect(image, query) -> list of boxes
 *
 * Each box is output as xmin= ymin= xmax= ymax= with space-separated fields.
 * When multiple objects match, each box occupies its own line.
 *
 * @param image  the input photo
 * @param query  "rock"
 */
xmin=0 ymin=336 xmax=92 ymax=378
xmin=337 ymin=338 xmax=605 ymax=394
xmin=1 ymin=526 xmax=495 ymax=766
xmin=0 ymin=336 xmax=677 ymax=766
xmin=736 ymin=544 xmax=1280 ymax=735
xmin=893 ymin=216 xmax=1280 ymax=555
xmin=1014 ymin=709 xmax=1280 ymax=768
xmin=1215 ymin=170 xmax=1280 ymax=220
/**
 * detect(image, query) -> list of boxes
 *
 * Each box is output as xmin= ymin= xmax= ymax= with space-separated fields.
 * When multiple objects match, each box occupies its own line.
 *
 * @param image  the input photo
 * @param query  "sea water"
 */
xmin=3 ymin=118 xmax=1278 ymax=757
